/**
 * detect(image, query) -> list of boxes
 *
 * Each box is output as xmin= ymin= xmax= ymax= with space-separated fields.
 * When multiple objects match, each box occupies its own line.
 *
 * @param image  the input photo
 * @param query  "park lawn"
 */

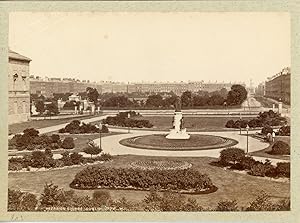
xmin=134 ymin=116 xmax=254 ymax=131
xmin=8 ymin=155 xmax=290 ymax=209
xmin=8 ymin=114 xmax=103 ymax=135
xmin=250 ymin=136 xmax=290 ymax=161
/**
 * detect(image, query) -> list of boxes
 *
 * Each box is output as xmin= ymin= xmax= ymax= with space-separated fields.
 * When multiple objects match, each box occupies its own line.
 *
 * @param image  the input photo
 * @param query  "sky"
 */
xmin=9 ymin=12 xmax=290 ymax=86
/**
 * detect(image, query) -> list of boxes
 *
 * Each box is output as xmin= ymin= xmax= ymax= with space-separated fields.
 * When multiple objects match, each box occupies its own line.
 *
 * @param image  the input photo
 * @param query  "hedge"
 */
xmin=70 ymin=167 xmax=215 ymax=193
xmin=268 ymin=141 xmax=290 ymax=155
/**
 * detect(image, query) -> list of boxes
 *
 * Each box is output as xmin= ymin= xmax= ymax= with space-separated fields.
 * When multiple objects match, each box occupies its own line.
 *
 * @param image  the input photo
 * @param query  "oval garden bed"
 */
xmin=70 ymin=166 xmax=218 ymax=194
xmin=130 ymin=160 xmax=192 ymax=170
xmin=119 ymin=134 xmax=238 ymax=151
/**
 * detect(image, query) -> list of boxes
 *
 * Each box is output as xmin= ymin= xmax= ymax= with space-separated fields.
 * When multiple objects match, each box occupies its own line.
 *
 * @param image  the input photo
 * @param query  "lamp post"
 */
xmin=99 ymin=122 xmax=102 ymax=150
xmin=239 ymin=112 xmax=242 ymax=135
xmin=127 ymin=112 xmax=131 ymax=133
xmin=246 ymin=124 xmax=249 ymax=154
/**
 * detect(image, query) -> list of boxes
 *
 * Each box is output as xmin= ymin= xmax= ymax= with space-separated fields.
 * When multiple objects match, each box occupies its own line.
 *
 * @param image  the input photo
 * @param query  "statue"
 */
xmin=175 ymin=97 xmax=182 ymax=112
xmin=166 ymin=96 xmax=190 ymax=139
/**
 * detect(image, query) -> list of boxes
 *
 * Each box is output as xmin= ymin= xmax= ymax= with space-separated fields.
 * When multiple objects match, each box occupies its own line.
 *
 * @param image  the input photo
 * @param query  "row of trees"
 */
xmin=31 ymin=84 xmax=247 ymax=112
xmin=8 ymin=183 xmax=290 ymax=211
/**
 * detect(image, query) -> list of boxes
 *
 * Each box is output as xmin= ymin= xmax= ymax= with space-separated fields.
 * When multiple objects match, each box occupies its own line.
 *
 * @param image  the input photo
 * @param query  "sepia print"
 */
xmin=2 ymin=6 xmax=296 ymax=220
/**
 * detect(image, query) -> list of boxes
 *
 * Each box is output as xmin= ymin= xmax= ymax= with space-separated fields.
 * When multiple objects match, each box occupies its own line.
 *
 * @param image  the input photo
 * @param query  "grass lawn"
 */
xmin=8 ymin=155 xmax=290 ymax=209
xmin=8 ymin=114 xmax=103 ymax=135
xmin=134 ymin=116 xmax=254 ymax=131
xmin=250 ymin=136 xmax=290 ymax=161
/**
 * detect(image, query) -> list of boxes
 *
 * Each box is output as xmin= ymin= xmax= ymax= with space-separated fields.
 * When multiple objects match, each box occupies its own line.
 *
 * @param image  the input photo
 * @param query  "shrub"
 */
xmin=70 ymin=152 xmax=83 ymax=165
xmin=261 ymin=125 xmax=273 ymax=135
xmin=219 ymin=148 xmax=245 ymax=165
xmin=216 ymin=200 xmax=238 ymax=211
xmin=92 ymin=190 xmax=111 ymax=205
xmin=268 ymin=140 xmax=290 ymax=155
xmin=51 ymin=134 xmax=61 ymax=144
xmin=61 ymin=137 xmax=75 ymax=149
xmin=276 ymin=162 xmax=290 ymax=178
xmin=8 ymin=189 xmax=38 ymax=211
xmin=248 ymin=162 xmax=274 ymax=177
xmin=70 ymin=167 xmax=215 ymax=193
xmin=23 ymin=128 xmax=39 ymax=138
xmin=100 ymin=153 xmax=112 ymax=161
xmin=277 ymin=126 xmax=290 ymax=136
xmin=225 ymin=120 xmax=235 ymax=128
xmin=8 ymin=160 xmax=23 ymax=171
xmin=83 ymin=144 xmax=102 ymax=158
xmin=239 ymin=156 xmax=256 ymax=170
xmin=246 ymin=192 xmax=277 ymax=211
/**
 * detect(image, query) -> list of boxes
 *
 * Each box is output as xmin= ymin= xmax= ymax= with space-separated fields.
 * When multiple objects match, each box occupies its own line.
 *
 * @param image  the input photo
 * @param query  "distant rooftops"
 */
xmin=9 ymin=50 xmax=31 ymax=62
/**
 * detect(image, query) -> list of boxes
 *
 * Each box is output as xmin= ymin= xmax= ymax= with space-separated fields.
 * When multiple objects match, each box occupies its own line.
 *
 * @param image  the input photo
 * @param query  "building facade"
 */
xmin=265 ymin=67 xmax=291 ymax=104
xmin=8 ymin=50 xmax=31 ymax=124
xmin=30 ymin=76 xmax=242 ymax=98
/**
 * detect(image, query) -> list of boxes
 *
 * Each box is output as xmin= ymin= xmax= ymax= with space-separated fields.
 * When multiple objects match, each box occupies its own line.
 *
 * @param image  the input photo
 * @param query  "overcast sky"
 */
xmin=9 ymin=12 xmax=290 ymax=86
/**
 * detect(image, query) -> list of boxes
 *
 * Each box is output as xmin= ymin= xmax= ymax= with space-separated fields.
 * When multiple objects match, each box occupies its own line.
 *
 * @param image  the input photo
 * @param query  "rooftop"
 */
xmin=9 ymin=50 xmax=31 ymax=62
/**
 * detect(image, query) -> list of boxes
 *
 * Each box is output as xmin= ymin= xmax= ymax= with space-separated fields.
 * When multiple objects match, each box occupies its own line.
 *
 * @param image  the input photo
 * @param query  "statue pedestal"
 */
xmin=166 ymin=111 xmax=190 ymax=140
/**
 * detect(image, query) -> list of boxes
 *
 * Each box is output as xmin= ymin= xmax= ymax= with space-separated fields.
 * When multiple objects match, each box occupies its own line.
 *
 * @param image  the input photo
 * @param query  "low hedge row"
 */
xmin=70 ymin=167 xmax=214 ymax=193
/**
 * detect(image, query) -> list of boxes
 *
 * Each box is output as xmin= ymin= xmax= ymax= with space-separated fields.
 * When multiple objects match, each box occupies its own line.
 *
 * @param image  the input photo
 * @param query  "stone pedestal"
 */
xmin=278 ymin=102 xmax=283 ymax=114
xmin=166 ymin=112 xmax=190 ymax=139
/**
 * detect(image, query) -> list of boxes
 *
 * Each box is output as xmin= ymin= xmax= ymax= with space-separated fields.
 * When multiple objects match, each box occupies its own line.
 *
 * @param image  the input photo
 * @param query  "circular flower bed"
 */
xmin=130 ymin=160 xmax=192 ymax=170
xmin=120 ymin=134 xmax=238 ymax=151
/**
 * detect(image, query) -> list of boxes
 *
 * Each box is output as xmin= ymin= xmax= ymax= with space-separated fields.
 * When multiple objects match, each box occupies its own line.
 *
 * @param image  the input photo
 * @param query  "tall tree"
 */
xmin=35 ymin=100 xmax=45 ymax=115
xmin=181 ymin=91 xmax=193 ymax=107
xmin=145 ymin=94 xmax=164 ymax=107
xmin=86 ymin=87 xmax=100 ymax=105
xmin=226 ymin=84 xmax=248 ymax=106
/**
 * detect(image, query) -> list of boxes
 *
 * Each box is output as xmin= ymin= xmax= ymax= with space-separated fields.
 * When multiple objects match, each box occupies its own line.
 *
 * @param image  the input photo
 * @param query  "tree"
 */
xmin=83 ymin=143 xmax=102 ymax=158
xmin=35 ymin=100 xmax=45 ymax=115
xmin=45 ymin=102 xmax=59 ymax=115
xmin=61 ymin=137 xmax=75 ymax=149
xmin=181 ymin=91 xmax=192 ymax=107
xmin=86 ymin=87 xmax=100 ymax=105
xmin=226 ymin=84 xmax=248 ymax=106
xmin=145 ymin=94 xmax=164 ymax=107
xmin=163 ymin=95 xmax=178 ymax=108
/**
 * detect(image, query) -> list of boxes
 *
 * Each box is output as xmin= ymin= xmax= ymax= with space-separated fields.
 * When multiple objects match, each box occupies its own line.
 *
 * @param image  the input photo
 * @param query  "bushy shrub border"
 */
xmin=215 ymin=148 xmax=290 ymax=179
xmin=225 ymin=110 xmax=287 ymax=129
xmin=8 ymin=151 xmax=113 ymax=171
xmin=59 ymin=120 xmax=109 ymax=134
xmin=70 ymin=167 xmax=216 ymax=194
xmin=102 ymin=111 xmax=153 ymax=128
xmin=8 ymin=183 xmax=289 ymax=212
xmin=9 ymin=128 xmax=62 ymax=151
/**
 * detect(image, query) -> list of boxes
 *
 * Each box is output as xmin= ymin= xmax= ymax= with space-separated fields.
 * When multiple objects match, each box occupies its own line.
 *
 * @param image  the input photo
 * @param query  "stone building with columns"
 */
xmin=8 ymin=50 xmax=31 ymax=124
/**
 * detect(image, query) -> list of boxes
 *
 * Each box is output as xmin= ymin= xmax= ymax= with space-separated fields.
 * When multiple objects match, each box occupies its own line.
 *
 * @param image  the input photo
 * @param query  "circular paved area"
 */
xmin=93 ymin=128 xmax=270 ymax=159
xmin=119 ymin=134 xmax=238 ymax=151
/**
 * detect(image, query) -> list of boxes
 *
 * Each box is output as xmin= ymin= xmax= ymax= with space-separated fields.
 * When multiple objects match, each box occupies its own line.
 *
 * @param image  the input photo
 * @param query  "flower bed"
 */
xmin=130 ymin=160 xmax=192 ymax=170
xmin=70 ymin=166 xmax=216 ymax=194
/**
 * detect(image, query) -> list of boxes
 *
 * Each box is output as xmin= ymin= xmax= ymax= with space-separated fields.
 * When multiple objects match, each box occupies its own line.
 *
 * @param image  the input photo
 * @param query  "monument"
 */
xmin=166 ymin=97 xmax=190 ymax=139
